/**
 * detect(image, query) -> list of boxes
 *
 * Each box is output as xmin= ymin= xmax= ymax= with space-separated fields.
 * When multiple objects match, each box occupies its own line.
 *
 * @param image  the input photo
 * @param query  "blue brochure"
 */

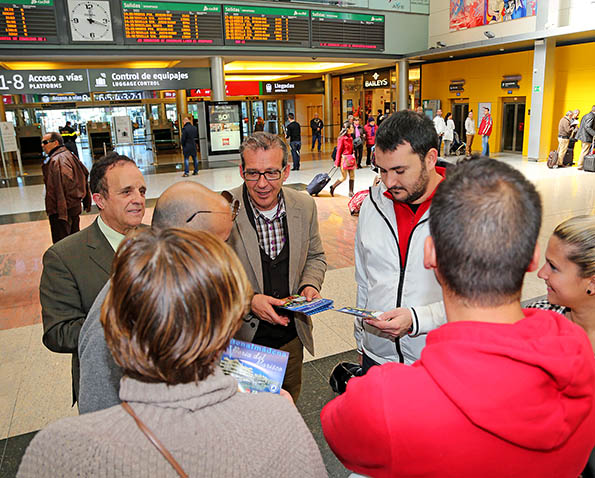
xmin=220 ymin=339 xmax=289 ymax=394
xmin=278 ymin=295 xmax=334 ymax=316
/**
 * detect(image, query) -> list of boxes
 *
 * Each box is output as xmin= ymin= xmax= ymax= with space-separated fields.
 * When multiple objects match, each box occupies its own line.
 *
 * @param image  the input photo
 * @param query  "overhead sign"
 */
xmin=0 ymin=69 xmax=88 ymax=95
xmin=364 ymin=70 xmax=390 ymax=88
xmin=260 ymin=78 xmax=325 ymax=95
xmin=311 ymin=11 xmax=384 ymax=51
xmin=501 ymin=80 xmax=519 ymax=89
xmin=94 ymin=91 xmax=144 ymax=101
xmin=88 ymin=67 xmax=210 ymax=91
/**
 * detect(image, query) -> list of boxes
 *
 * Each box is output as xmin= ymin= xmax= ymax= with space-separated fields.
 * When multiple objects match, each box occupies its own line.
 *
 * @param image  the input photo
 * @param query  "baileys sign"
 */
xmin=364 ymin=70 xmax=390 ymax=88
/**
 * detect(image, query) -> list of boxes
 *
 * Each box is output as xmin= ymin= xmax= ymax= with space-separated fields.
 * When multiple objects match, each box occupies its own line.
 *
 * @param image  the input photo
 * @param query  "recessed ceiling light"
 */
xmin=499 ymin=48 xmax=505 ymax=52
xmin=449 ymin=55 xmax=454 ymax=58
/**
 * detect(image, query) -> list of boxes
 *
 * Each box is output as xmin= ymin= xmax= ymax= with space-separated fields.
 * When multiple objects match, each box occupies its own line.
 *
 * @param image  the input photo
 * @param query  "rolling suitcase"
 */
xmin=563 ymin=138 xmax=577 ymax=166
xmin=306 ymin=167 xmax=338 ymax=196
xmin=584 ymin=138 xmax=595 ymax=172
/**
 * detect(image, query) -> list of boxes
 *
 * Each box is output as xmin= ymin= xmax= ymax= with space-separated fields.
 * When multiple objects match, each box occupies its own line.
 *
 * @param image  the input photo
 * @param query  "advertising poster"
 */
xmin=113 ymin=116 xmax=133 ymax=144
xmin=450 ymin=0 xmax=536 ymax=30
xmin=208 ymin=102 xmax=242 ymax=154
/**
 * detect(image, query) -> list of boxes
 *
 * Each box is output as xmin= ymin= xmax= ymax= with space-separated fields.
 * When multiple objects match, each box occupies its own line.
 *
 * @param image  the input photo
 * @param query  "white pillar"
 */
xmin=210 ymin=56 xmax=225 ymax=102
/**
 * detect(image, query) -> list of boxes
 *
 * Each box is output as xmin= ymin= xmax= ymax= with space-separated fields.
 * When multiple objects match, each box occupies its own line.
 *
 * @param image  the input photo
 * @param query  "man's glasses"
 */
xmin=186 ymin=190 xmax=240 ymax=223
xmin=243 ymin=169 xmax=283 ymax=181
xmin=41 ymin=139 xmax=54 ymax=145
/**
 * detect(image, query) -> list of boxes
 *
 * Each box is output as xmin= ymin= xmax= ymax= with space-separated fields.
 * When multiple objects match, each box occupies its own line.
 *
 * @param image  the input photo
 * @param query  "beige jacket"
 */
xmin=227 ymin=185 xmax=327 ymax=355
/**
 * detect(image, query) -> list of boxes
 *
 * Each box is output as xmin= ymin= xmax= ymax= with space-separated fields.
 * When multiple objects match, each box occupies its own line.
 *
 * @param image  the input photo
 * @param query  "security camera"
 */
xmin=312 ymin=57 xmax=317 ymax=60
xmin=436 ymin=41 xmax=446 ymax=47
xmin=484 ymin=31 xmax=495 ymax=39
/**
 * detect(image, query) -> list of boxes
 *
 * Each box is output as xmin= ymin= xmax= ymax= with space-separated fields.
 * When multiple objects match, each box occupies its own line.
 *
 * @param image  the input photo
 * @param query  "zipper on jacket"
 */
xmin=368 ymin=191 xmax=430 ymax=363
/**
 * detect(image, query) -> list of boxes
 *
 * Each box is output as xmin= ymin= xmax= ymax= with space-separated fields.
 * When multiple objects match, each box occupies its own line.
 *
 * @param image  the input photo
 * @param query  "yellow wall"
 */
xmin=294 ymin=94 xmax=323 ymax=139
xmin=421 ymin=51 xmax=534 ymax=155
xmin=550 ymin=42 xmax=595 ymax=161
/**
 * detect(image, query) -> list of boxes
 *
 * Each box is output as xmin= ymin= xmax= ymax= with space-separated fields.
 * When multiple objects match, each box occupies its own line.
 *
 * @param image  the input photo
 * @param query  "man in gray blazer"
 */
xmin=40 ymin=152 xmax=146 ymax=405
xmin=576 ymin=105 xmax=595 ymax=170
xmin=228 ymin=132 xmax=327 ymax=401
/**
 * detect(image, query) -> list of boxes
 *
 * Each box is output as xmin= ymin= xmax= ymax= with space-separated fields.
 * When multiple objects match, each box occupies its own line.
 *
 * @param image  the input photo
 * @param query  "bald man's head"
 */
xmin=152 ymin=182 xmax=233 ymax=240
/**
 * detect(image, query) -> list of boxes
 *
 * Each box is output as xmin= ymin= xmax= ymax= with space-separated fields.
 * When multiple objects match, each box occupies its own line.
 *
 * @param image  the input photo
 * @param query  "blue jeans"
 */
xmin=184 ymin=152 xmax=198 ymax=174
xmin=290 ymin=141 xmax=301 ymax=169
xmin=482 ymin=135 xmax=490 ymax=157
xmin=311 ymin=132 xmax=321 ymax=151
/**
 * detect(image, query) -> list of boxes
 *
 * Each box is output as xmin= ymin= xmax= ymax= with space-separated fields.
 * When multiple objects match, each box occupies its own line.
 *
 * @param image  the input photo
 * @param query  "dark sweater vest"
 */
xmin=244 ymin=187 xmax=298 ymax=348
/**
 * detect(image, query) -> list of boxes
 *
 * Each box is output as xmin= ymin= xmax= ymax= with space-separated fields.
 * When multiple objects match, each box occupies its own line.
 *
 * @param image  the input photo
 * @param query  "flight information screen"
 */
xmin=311 ymin=11 xmax=384 ymax=51
xmin=223 ymin=5 xmax=309 ymax=47
xmin=122 ymin=1 xmax=223 ymax=45
xmin=0 ymin=0 xmax=58 ymax=43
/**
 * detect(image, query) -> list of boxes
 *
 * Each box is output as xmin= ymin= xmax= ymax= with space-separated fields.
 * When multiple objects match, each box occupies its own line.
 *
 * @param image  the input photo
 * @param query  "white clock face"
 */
xmin=68 ymin=0 xmax=114 ymax=42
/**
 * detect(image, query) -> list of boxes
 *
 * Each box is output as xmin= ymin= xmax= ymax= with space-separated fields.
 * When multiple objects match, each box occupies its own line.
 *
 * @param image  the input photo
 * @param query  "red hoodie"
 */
xmin=321 ymin=309 xmax=595 ymax=478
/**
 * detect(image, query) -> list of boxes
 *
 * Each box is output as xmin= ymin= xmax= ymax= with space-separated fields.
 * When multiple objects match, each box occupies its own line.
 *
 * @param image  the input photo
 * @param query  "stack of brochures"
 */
xmin=278 ymin=295 xmax=334 ymax=315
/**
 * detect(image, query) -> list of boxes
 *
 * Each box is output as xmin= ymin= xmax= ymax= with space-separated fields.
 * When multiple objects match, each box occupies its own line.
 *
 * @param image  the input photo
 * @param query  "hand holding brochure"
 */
xmin=220 ymin=339 xmax=289 ymax=394
xmin=277 ymin=295 xmax=334 ymax=316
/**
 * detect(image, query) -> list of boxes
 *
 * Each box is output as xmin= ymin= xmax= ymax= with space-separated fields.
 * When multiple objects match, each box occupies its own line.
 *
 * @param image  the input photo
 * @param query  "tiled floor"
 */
xmin=0 ymin=146 xmax=594 ymax=477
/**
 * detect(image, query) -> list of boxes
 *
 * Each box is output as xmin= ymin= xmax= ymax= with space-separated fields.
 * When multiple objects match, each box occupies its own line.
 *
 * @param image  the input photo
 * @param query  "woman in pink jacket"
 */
xmin=330 ymin=122 xmax=356 ymax=197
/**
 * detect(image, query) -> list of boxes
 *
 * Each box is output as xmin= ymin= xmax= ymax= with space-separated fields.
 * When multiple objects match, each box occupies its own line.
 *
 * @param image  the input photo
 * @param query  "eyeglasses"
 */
xmin=243 ymin=169 xmax=283 ymax=181
xmin=41 ymin=139 xmax=54 ymax=145
xmin=186 ymin=190 xmax=241 ymax=223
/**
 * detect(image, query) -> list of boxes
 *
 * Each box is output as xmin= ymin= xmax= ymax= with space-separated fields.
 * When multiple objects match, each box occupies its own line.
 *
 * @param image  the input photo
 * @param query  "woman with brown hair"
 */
xmin=18 ymin=228 xmax=327 ymax=478
xmin=330 ymin=121 xmax=356 ymax=197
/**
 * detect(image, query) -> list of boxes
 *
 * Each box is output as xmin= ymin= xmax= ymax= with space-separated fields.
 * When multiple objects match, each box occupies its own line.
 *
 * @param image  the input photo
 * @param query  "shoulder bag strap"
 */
xmin=121 ymin=401 xmax=189 ymax=478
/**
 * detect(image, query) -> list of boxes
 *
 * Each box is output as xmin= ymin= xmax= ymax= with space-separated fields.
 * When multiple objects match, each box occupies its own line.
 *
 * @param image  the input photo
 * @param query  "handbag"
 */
xmin=342 ymin=153 xmax=356 ymax=169
xmin=353 ymin=136 xmax=363 ymax=148
xmin=329 ymin=362 xmax=363 ymax=394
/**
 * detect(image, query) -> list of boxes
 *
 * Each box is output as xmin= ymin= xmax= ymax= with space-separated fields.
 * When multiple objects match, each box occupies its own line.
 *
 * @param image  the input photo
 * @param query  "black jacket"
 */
xmin=181 ymin=122 xmax=198 ymax=155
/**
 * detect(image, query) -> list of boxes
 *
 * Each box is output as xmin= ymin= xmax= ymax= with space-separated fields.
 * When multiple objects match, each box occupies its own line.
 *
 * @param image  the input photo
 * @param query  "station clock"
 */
xmin=68 ymin=0 xmax=114 ymax=42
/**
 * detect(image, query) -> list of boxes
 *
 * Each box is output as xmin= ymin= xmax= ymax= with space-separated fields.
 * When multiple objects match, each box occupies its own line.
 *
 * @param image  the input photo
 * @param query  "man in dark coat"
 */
xmin=181 ymin=116 xmax=199 ymax=177
xmin=576 ymin=105 xmax=595 ymax=170
xmin=59 ymin=121 xmax=79 ymax=158
xmin=310 ymin=112 xmax=323 ymax=152
xmin=41 ymin=132 xmax=91 ymax=244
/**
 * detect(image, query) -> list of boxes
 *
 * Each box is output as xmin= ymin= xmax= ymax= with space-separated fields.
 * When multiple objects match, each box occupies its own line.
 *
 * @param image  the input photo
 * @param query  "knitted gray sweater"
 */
xmin=18 ymin=369 xmax=328 ymax=477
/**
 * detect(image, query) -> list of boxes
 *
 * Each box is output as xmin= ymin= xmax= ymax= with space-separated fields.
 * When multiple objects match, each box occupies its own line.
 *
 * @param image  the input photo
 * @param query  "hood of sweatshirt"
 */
xmin=418 ymin=309 xmax=595 ymax=451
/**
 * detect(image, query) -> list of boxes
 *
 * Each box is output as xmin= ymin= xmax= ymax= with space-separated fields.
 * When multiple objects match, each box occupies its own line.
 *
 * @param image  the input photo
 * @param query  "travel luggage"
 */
xmin=306 ymin=167 xmax=338 ymax=196
xmin=563 ymin=138 xmax=577 ymax=166
xmin=348 ymin=189 xmax=369 ymax=216
xmin=547 ymin=150 xmax=558 ymax=169
xmin=583 ymin=138 xmax=595 ymax=172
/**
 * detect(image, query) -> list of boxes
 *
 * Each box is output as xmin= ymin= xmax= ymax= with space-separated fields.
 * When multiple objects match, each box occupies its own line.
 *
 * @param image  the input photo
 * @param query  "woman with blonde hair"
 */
xmin=18 ymin=228 xmax=326 ymax=478
xmin=330 ymin=121 xmax=356 ymax=197
xmin=529 ymin=214 xmax=595 ymax=476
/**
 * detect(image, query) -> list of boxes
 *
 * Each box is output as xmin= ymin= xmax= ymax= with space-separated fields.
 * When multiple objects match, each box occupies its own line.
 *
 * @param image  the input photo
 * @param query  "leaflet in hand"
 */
xmin=278 ymin=295 xmax=334 ymax=316
xmin=336 ymin=306 xmax=382 ymax=319
xmin=220 ymin=339 xmax=289 ymax=394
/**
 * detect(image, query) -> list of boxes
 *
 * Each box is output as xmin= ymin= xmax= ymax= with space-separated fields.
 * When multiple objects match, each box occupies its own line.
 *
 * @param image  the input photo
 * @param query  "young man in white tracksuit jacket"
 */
xmin=355 ymin=110 xmax=447 ymax=371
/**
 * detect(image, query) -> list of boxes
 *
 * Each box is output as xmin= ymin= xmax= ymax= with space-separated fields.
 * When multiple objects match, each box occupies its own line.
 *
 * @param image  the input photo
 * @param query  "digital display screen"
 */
xmin=223 ymin=5 xmax=309 ymax=47
xmin=311 ymin=11 xmax=384 ymax=51
xmin=122 ymin=1 xmax=223 ymax=45
xmin=207 ymin=101 xmax=242 ymax=154
xmin=0 ymin=0 xmax=58 ymax=43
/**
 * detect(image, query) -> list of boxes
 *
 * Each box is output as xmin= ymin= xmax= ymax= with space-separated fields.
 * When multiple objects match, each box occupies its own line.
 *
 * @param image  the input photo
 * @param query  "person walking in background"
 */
xmin=181 ymin=116 xmax=199 ymax=177
xmin=353 ymin=117 xmax=366 ymax=168
xmin=254 ymin=116 xmax=265 ymax=132
xmin=557 ymin=111 xmax=574 ymax=168
xmin=479 ymin=107 xmax=493 ymax=157
xmin=433 ymin=109 xmax=446 ymax=156
xmin=443 ymin=112 xmax=455 ymax=156
xmin=285 ymin=113 xmax=302 ymax=171
xmin=363 ymin=117 xmax=377 ymax=166
xmin=377 ymin=109 xmax=386 ymax=126
xmin=576 ymin=105 xmax=595 ymax=170
xmin=465 ymin=110 xmax=475 ymax=158
xmin=330 ymin=122 xmax=356 ymax=197
xmin=310 ymin=112 xmax=323 ymax=152
xmin=41 ymin=132 xmax=91 ymax=244
xmin=59 ymin=121 xmax=79 ymax=159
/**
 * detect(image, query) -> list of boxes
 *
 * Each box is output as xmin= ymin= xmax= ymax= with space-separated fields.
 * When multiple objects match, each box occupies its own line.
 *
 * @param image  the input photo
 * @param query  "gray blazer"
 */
xmin=227 ymin=185 xmax=327 ymax=355
xmin=577 ymin=112 xmax=595 ymax=143
xmin=40 ymin=219 xmax=114 ymax=402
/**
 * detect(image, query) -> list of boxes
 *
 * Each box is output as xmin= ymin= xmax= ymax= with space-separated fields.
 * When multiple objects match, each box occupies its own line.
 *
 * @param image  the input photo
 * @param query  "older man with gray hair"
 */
xmin=78 ymin=181 xmax=238 ymax=413
xmin=557 ymin=110 xmax=574 ymax=168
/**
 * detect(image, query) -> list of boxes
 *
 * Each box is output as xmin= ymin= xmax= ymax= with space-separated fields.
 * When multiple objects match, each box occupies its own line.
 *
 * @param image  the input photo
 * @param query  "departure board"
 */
xmin=311 ymin=11 xmax=384 ymax=51
xmin=223 ymin=5 xmax=309 ymax=47
xmin=0 ymin=0 xmax=58 ymax=43
xmin=122 ymin=1 xmax=223 ymax=45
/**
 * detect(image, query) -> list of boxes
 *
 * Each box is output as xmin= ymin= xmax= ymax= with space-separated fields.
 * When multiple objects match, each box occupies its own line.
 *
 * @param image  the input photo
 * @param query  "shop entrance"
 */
xmin=501 ymin=99 xmax=525 ymax=153
xmin=451 ymin=102 xmax=469 ymax=144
